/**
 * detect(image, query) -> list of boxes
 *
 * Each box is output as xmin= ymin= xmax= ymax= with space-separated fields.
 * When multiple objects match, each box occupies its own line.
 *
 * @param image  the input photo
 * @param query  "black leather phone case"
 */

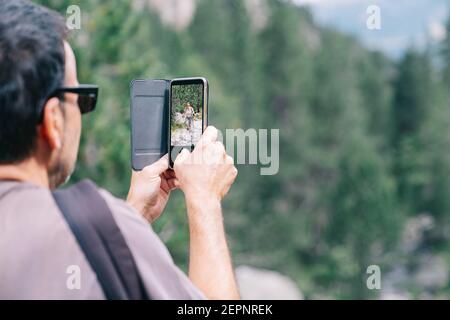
xmin=130 ymin=79 xmax=169 ymax=170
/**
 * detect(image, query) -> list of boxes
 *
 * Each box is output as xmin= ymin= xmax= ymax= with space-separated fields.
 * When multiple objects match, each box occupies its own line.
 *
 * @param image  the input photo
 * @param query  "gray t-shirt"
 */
xmin=0 ymin=180 xmax=204 ymax=300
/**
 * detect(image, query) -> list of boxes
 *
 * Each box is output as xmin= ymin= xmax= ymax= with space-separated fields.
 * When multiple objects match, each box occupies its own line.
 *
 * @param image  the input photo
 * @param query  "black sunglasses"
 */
xmin=40 ymin=84 xmax=99 ymax=121
xmin=53 ymin=84 xmax=99 ymax=114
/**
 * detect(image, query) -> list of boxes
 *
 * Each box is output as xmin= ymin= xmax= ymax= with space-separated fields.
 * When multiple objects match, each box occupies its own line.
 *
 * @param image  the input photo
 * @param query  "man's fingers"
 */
xmin=143 ymin=154 xmax=169 ymax=176
xmin=174 ymin=148 xmax=190 ymax=168
xmin=160 ymin=175 xmax=180 ymax=193
xmin=166 ymin=178 xmax=180 ymax=189
xmin=162 ymin=169 xmax=177 ymax=180
xmin=213 ymin=141 xmax=225 ymax=153
xmin=197 ymin=126 xmax=218 ymax=147
xmin=160 ymin=169 xmax=179 ymax=190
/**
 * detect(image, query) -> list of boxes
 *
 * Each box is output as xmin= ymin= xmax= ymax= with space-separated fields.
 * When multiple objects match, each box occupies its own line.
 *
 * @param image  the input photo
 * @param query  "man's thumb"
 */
xmin=143 ymin=154 xmax=169 ymax=176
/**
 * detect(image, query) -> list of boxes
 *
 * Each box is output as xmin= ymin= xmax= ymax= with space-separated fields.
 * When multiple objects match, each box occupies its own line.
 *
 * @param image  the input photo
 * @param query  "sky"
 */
xmin=293 ymin=0 xmax=449 ymax=58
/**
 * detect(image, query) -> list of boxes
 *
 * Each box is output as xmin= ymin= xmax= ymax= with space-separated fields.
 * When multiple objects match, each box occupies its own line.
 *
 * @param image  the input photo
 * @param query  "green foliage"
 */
xmin=327 ymin=134 xmax=401 ymax=298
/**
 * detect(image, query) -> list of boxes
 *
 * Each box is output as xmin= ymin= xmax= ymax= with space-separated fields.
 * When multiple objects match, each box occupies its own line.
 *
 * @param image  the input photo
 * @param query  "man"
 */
xmin=184 ymin=102 xmax=195 ymax=131
xmin=0 ymin=0 xmax=239 ymax=299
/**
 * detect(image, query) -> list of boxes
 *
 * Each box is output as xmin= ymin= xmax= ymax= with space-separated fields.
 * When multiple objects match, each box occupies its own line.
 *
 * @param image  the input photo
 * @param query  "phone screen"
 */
xmin=169 ymin=79 xmax=206 ymax=166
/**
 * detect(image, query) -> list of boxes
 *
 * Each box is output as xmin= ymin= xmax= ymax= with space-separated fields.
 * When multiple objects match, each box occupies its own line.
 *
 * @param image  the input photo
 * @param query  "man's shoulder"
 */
xmin=0 ymin=180 xmax=105 ymax=299
xmin=0 ymin=180 xmax=55 ymax=212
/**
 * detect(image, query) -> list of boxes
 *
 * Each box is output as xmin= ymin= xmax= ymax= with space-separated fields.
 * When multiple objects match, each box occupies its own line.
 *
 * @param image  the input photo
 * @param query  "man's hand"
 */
xmin=174 ymin=126 xmax=238 ymax=204
xmin=127 ymin=154 xmax=179 ymax=223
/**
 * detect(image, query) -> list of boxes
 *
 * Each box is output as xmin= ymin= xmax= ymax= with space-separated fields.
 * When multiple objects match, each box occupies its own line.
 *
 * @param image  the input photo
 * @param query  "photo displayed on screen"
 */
xmin=171 ymin=83 xmax=203 ymax=147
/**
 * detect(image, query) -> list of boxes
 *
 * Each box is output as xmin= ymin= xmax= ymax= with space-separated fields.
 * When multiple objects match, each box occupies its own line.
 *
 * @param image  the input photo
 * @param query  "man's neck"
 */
xmin=0 ymin=158 xmax=49 ymax=188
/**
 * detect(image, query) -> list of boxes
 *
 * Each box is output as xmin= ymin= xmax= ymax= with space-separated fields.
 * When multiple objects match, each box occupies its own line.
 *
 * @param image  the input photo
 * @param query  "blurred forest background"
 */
xmin=36 ymin=0 xmax=450 ymax=299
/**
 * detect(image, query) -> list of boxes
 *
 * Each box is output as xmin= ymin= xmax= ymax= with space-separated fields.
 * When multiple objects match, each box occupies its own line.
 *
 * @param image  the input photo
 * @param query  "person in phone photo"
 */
xmin=184 ymin=102 xmax=195 ymax=132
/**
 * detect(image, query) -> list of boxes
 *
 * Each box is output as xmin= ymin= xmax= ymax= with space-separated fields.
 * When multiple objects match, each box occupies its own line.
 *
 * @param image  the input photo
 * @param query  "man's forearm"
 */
xmin=186 ymin=197 xmax=240 ymax=300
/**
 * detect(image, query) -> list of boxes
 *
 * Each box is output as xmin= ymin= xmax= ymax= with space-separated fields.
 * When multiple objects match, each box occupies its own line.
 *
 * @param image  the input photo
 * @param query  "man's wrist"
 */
xmin=184 ymin=191 xmax=221 ymax=208
xmin=185 ymin=194 xmax=223 ymax=230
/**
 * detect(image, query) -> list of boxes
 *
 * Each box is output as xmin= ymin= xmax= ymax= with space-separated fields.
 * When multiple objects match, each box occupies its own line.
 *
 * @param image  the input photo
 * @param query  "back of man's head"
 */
xmin=0 ymin=0 xmax=67 ymax=164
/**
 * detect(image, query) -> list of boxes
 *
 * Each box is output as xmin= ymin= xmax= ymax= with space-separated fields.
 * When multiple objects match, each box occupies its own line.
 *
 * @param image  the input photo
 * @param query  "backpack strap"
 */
xmin=52 ymin=179 xmax=149 ymax=300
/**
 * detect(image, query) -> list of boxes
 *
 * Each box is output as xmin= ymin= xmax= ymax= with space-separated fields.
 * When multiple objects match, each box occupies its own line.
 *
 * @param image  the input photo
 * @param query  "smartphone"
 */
xmin=169 ymin=77 xmax=209 ymax=168
xmin=130 ymin=79 xmax=169 ymax=170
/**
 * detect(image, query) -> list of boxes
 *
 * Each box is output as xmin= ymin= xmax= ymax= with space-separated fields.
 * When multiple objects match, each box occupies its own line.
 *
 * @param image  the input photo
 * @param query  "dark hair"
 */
xmin=0 ymin=0 xmax=67 ymax=163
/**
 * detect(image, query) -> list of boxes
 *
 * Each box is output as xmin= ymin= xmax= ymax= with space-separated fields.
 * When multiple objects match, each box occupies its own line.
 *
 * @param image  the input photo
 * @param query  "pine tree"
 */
xmin=392 ymin=49 xmax=433 ymax=212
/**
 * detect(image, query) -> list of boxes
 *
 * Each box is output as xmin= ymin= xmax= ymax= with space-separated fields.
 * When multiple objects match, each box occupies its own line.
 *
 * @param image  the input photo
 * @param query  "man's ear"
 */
xmin=39 ymin=97 xmax=64 ymax=150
